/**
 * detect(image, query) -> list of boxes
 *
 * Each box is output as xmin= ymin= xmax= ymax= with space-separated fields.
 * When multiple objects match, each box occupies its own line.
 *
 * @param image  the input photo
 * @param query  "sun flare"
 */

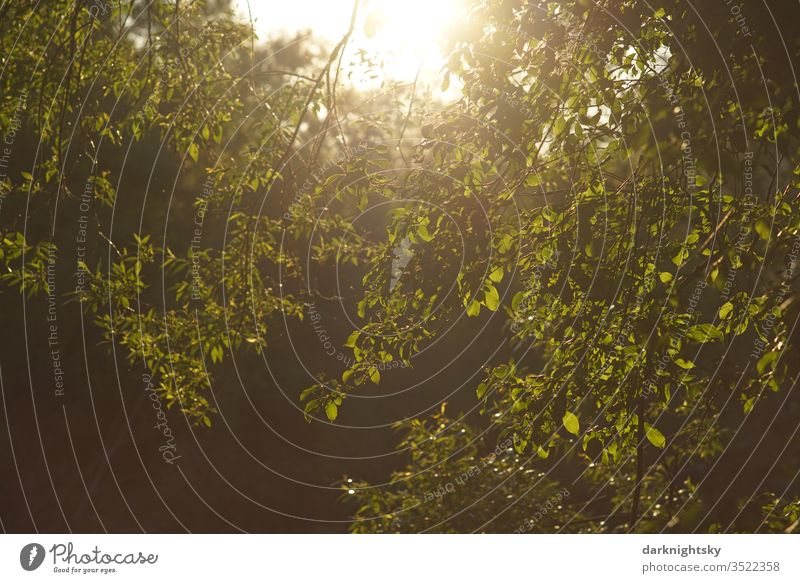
xmin=239 ymin=0 xmax=462 ymax=85
xmin=360 ymin=0 xmax=460 ymax=81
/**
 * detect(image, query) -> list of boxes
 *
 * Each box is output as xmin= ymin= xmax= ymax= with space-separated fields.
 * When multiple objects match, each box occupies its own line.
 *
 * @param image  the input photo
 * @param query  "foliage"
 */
xmin=335 ymin=0 xmax=800 ymax=531
xmin=347 ymin=407 xmax=579 ymax=533
xmin=2 ymin=0 xmax=799 ymax=532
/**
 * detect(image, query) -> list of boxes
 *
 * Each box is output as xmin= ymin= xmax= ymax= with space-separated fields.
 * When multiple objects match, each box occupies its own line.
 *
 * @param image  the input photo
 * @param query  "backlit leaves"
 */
xmin=562 ymin=411 xmax=580 ymax=436
xmin=645 ymin=424 xmax=666 ymax=449
xmin=686 ymin=324 xmax=724 ymax=343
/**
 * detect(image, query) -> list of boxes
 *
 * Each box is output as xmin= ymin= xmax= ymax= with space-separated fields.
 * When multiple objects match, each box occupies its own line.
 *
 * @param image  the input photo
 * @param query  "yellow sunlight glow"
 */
xmin=360 ymin=0 xmax=458 ymax=81
xmin=238 ymin=0 xmax=461 ymax=85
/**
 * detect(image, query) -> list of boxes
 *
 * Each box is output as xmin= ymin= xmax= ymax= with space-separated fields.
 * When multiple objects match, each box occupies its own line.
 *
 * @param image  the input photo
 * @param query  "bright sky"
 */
xmin=233 ymin=0 xmax=463 ymax=87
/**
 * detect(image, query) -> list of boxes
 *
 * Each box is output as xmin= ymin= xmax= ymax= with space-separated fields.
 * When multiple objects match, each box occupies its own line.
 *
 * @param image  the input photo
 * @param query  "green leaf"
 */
xmin=483 ymin=285 xmax=500 ymax=311
xmin=344 ymin=331 xmax=360 ymax=348
xmin=674 ymin=358 xmax=695 ymax=370
xmin=562 ymin=411 xmax=580 ymax=435
xmin=370 ymin=368 xmax=381 ymax=384
xmin=686 ymin=323 xmax=723 ymax=343
xmin=719 ymin=302 xmax=734 ymax=319
xmin=756 ymin=351 xmax=779 ymax=375
xmin=525 ymin=174 xmax=541 ymax=187
xmin=553 ymin=116 xmax=567 ymax=136
xmin=417 ymin=224 xmax=433 ymax=242
xmin=511 ymin=291 xmax=524 ymax=312
xmin=645 ymin=424 xmax=666 ymax=448
xmin=489 ymin=266 xmax=504 ymax=283
xmin=325 ymin=402 xmax=338 ymax=421
xmin=476 ymin=382 xmax=488 ymax=399
xmin=671 ymin=248 xmax=689 ymax=266
xmin=607 ymin=441 xmax=618 ymax=462
xmin=743 ymin=396 xmax=756 ymax=414
xmin=466 ymin=300 xmax=481 ymax=317
xmin=188 ymin=142 xmax=199 ymax=162
xmin=658 ymin=271 xmax=673 ymax=283
xmin=304 ymin=399 xmax=320 ymax=416
xmin=754 ymin=219 xmax=771 ymax=241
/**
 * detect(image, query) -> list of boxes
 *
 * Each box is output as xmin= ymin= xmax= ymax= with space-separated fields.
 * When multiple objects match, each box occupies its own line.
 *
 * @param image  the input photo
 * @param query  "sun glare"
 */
xmin=360 ymin=0 xmax=459 ymax=81
xmin=238 ymin=0 xmax=462 ymax=86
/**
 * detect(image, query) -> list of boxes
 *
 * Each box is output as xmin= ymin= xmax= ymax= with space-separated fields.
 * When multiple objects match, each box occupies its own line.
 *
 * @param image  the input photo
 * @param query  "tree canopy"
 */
xmin=1 ymin=0 xmax=799 ymax=533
